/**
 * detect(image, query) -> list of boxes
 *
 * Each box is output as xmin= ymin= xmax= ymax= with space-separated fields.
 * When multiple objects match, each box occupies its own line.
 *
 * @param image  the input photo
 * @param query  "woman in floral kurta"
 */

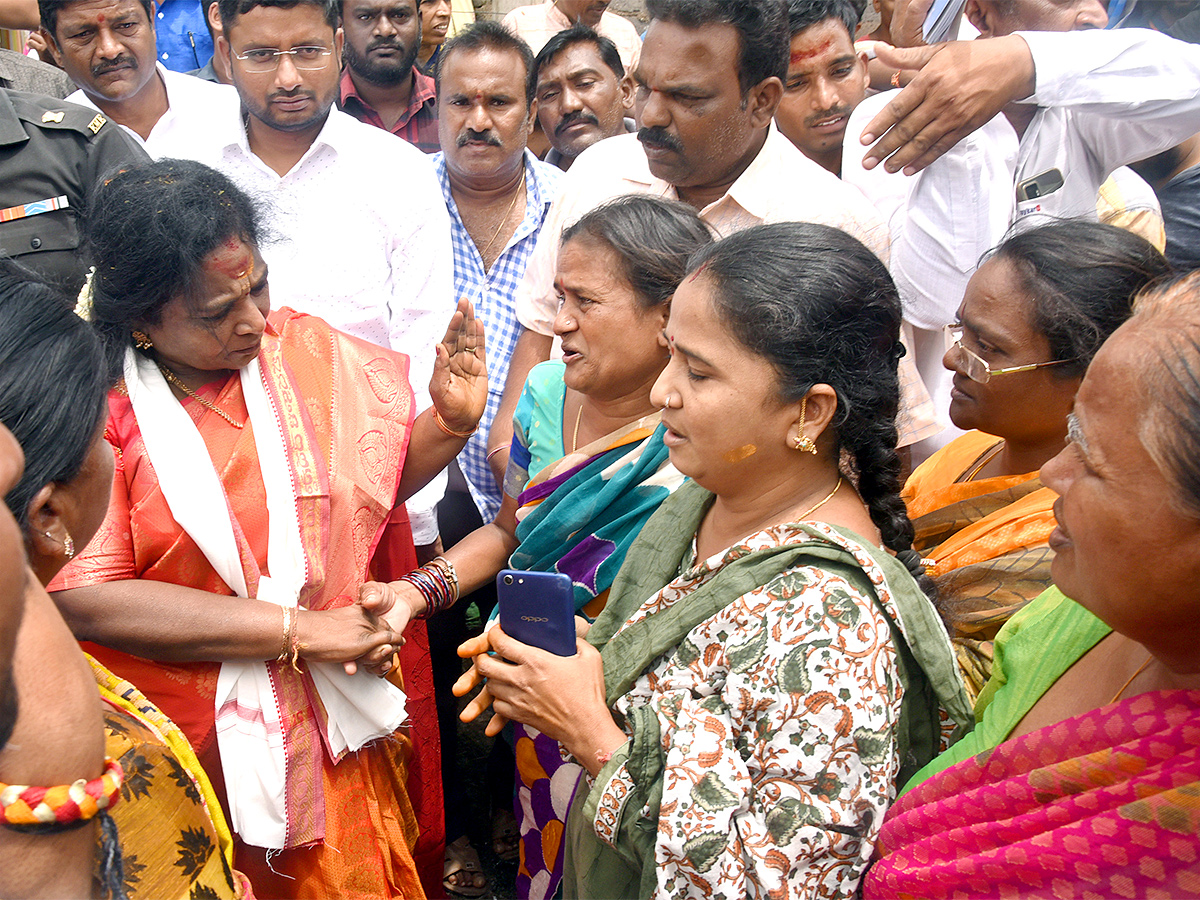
xmin=457 ymin=225 xmax=971 ymax=899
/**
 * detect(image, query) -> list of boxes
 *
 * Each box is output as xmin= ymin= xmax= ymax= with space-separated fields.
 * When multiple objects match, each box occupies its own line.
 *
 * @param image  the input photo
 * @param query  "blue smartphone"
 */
xmin=496 ymin=569 xmax=577 ymax=656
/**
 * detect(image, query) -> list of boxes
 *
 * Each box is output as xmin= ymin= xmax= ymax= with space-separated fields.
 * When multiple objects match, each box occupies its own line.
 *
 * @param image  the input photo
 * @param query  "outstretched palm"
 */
xmin=431 ymin=297 xmax=488 ymax=434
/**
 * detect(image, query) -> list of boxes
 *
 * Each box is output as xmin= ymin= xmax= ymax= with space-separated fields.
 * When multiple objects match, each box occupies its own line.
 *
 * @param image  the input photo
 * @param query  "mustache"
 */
xmin=91 ymin=55 xmax=137 ymax=78
xmin=555 ymin=109 xmax=600 ymax=137
xmin=366 ymin=37 xmax=404 ymax=52
xmin=804 ymin=106 xmax=854 ymax=128
xmin=637 ymin=126 xmax=683 ymax=154
xmin=268 ymin=86 xmax=315 ymax=101
xmin=456 ymin=128 xmax=502 ymax=148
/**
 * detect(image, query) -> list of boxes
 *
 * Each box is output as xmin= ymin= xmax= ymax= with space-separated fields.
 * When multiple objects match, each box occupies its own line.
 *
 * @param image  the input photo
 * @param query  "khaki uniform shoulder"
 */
xmin=6 ymin=91 xmax=111 ymax=141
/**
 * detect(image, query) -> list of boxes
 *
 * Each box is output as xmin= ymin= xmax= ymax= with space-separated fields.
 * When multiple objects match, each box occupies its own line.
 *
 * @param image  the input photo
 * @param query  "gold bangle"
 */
xmin=891 ymin=69 xmax=901 ymax=88
xmin=433 ymin=408 xmax=476 ymax=439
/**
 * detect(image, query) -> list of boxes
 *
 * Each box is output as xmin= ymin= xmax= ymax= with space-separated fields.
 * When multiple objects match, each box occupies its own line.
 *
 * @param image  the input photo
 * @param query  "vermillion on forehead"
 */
xmin=790 ymin=37 xmax=834 ymax=64
xmin=212 ymin=241 xmax=254 ymax=279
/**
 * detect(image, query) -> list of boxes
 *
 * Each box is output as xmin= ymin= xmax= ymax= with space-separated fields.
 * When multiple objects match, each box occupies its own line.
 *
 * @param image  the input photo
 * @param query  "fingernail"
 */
xmin=861 ymin=132 xmax=875 ymax=144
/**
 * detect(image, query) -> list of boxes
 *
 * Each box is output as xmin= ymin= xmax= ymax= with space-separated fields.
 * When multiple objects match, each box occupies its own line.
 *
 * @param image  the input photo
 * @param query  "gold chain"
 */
xmin=1110 ymin=654 xmax=1154 ymax=704
xmin=796 ymin=476 xmax=843 ymax=522
xmin=159 ymin=365 xmax=244 ymax=428
xmin=477 ymin=179 xmax=524 ymax=265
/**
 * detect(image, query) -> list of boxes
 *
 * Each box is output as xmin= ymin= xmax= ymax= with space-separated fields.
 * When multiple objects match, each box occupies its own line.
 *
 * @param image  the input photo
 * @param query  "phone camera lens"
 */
xmin=503 ymin=575 xmax=514 ymax=585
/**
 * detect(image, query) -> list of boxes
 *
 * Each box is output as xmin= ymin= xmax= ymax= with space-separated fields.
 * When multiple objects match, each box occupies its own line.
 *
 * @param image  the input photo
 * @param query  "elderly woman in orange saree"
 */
xmin=904 ymin=221 xmax=1168 ymax=697
xmin=49 ymin=160 xmax=487 ymax=899
xmin=864 ymin=270 xmax=1200 ymax=900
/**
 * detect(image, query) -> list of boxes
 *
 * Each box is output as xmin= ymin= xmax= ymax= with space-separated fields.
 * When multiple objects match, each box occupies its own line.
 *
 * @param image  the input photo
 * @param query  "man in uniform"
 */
xmin=0 ymin=88 xmax=147 ymax=290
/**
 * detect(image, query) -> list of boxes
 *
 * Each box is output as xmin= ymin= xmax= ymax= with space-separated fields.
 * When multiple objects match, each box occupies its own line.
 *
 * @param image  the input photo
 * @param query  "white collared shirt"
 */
xmin=514 ymin=124 xmax=890 ymax=336
xmin=505 ymin=125 xmax=948 ymax=446
xmin=68 ymin=64 xmax=240 ymax=159
xmin=191 ymin=105 xmax=455 ymax=543
xmin=845 ymin=27 xmax=1200 ymax=335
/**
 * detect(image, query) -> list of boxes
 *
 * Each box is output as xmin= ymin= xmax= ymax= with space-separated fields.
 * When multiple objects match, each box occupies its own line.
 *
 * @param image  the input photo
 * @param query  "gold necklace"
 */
xmin=477 ymin=179 xmax=524 ymax=265
xmin=571 ymin=402 xmax=584 ymax=452
xmin=159 ymin=365 xmax=244 ymax=429
xmin=796 ymin=476 xmax=843 ymax=522
xmin=1110 ymin=653 xmax=1154 ymax=704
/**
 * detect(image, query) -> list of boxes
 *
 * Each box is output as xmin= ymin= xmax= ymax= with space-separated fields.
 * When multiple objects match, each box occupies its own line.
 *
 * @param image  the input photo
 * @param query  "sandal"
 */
xmin=491 ymin=807 xmax=520 ymax=863
xmin=444 ymin=835 xmax=489 ymax=898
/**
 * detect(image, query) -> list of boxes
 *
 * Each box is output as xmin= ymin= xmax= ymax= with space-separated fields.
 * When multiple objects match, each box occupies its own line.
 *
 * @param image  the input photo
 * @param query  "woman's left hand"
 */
xmin=431 ymin=298 xmax=487 ymax=436
xmin=454 ymin=625 xmax=626 ymax=774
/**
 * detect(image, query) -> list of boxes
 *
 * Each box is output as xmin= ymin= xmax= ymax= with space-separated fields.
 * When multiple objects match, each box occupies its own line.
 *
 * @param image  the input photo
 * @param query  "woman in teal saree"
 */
xmin=365 ymin=195 xmax=714 ymax=897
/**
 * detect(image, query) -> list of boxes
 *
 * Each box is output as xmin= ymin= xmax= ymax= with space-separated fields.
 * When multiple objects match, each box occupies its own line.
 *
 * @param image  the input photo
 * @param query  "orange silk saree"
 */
xmin=53 ymin=310 xmax=428 ymax=899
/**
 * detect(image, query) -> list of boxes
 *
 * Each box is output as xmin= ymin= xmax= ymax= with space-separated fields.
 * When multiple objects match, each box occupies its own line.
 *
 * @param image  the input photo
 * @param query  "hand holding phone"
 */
xmin=496 ymin=569 xmax=577 ymax=656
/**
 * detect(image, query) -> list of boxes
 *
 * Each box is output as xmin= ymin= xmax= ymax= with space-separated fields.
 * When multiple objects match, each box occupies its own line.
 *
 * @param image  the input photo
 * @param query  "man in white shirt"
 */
xmin=488 ymin=0 xmax=919 ymax=470
xmin=208 ymin=0 xmax=454 ymax=549
xmin=844 ymin=2 xmax=1200 ymax=455
xmin=39 ymin=0 xmax=238 ymax=157
xmin=501 ymin=0 xmax=640 ymax=72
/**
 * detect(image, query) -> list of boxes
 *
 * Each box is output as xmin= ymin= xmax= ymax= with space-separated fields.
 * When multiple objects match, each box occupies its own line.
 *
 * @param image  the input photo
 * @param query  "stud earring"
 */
xmin=794 ymin=398 xmax=818 ymax=454
xmin=132 ymin=330 xmax=153 ymax=350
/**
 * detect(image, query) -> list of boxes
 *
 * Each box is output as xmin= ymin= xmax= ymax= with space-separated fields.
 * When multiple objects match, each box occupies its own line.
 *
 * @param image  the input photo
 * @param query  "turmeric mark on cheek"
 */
xmin=723 ymin=443 xmax=757 ymax=463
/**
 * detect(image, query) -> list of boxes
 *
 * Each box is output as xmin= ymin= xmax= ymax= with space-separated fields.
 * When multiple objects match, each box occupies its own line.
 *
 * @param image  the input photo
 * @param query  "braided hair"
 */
xmin=686 ymin=222 xmax=932 ymax=594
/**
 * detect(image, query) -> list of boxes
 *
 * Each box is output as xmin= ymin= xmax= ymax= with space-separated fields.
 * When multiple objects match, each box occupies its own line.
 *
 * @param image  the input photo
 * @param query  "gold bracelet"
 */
xmin=433 ymin=408 xmax=476 ymax=439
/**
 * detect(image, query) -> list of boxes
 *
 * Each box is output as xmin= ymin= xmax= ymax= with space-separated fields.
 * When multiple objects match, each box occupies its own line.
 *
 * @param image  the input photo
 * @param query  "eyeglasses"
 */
xmin=232 ymin=46 xmax=334 ymax=73
xmin=943 ymin=324 xmax=1072 ymax=384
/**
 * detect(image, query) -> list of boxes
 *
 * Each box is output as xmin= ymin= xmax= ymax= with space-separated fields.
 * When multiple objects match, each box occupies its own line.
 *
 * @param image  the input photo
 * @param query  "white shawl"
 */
xmin=122 ymin=348 xmax=407 ymax=849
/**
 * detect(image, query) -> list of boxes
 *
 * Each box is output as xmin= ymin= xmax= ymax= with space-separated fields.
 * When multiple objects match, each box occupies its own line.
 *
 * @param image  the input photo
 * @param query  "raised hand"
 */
xmin=430 ymin=297 xmax=488 ymax=437
xmin=860 ymin=35 xmax=1036 ymax=174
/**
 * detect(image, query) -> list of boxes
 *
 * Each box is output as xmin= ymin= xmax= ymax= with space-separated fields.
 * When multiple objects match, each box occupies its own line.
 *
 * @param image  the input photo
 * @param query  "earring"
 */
xmin=42 ymin=529 xmax=75 ymax=559
xmin=794 ymin=398 xmax=818 ymax=454
xmin=132 ymin=330 xmax=153 ymax=350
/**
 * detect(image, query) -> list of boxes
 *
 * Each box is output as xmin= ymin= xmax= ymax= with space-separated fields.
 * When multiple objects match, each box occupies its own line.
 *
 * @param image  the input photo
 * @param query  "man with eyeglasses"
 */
xmin=38 ymin=0 xmax=239 ymax=157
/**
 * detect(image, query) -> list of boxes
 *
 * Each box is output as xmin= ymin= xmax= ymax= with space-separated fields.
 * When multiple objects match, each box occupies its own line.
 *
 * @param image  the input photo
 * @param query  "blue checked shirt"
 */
xmin=435 ymin=150 xmax=563 ymax=520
